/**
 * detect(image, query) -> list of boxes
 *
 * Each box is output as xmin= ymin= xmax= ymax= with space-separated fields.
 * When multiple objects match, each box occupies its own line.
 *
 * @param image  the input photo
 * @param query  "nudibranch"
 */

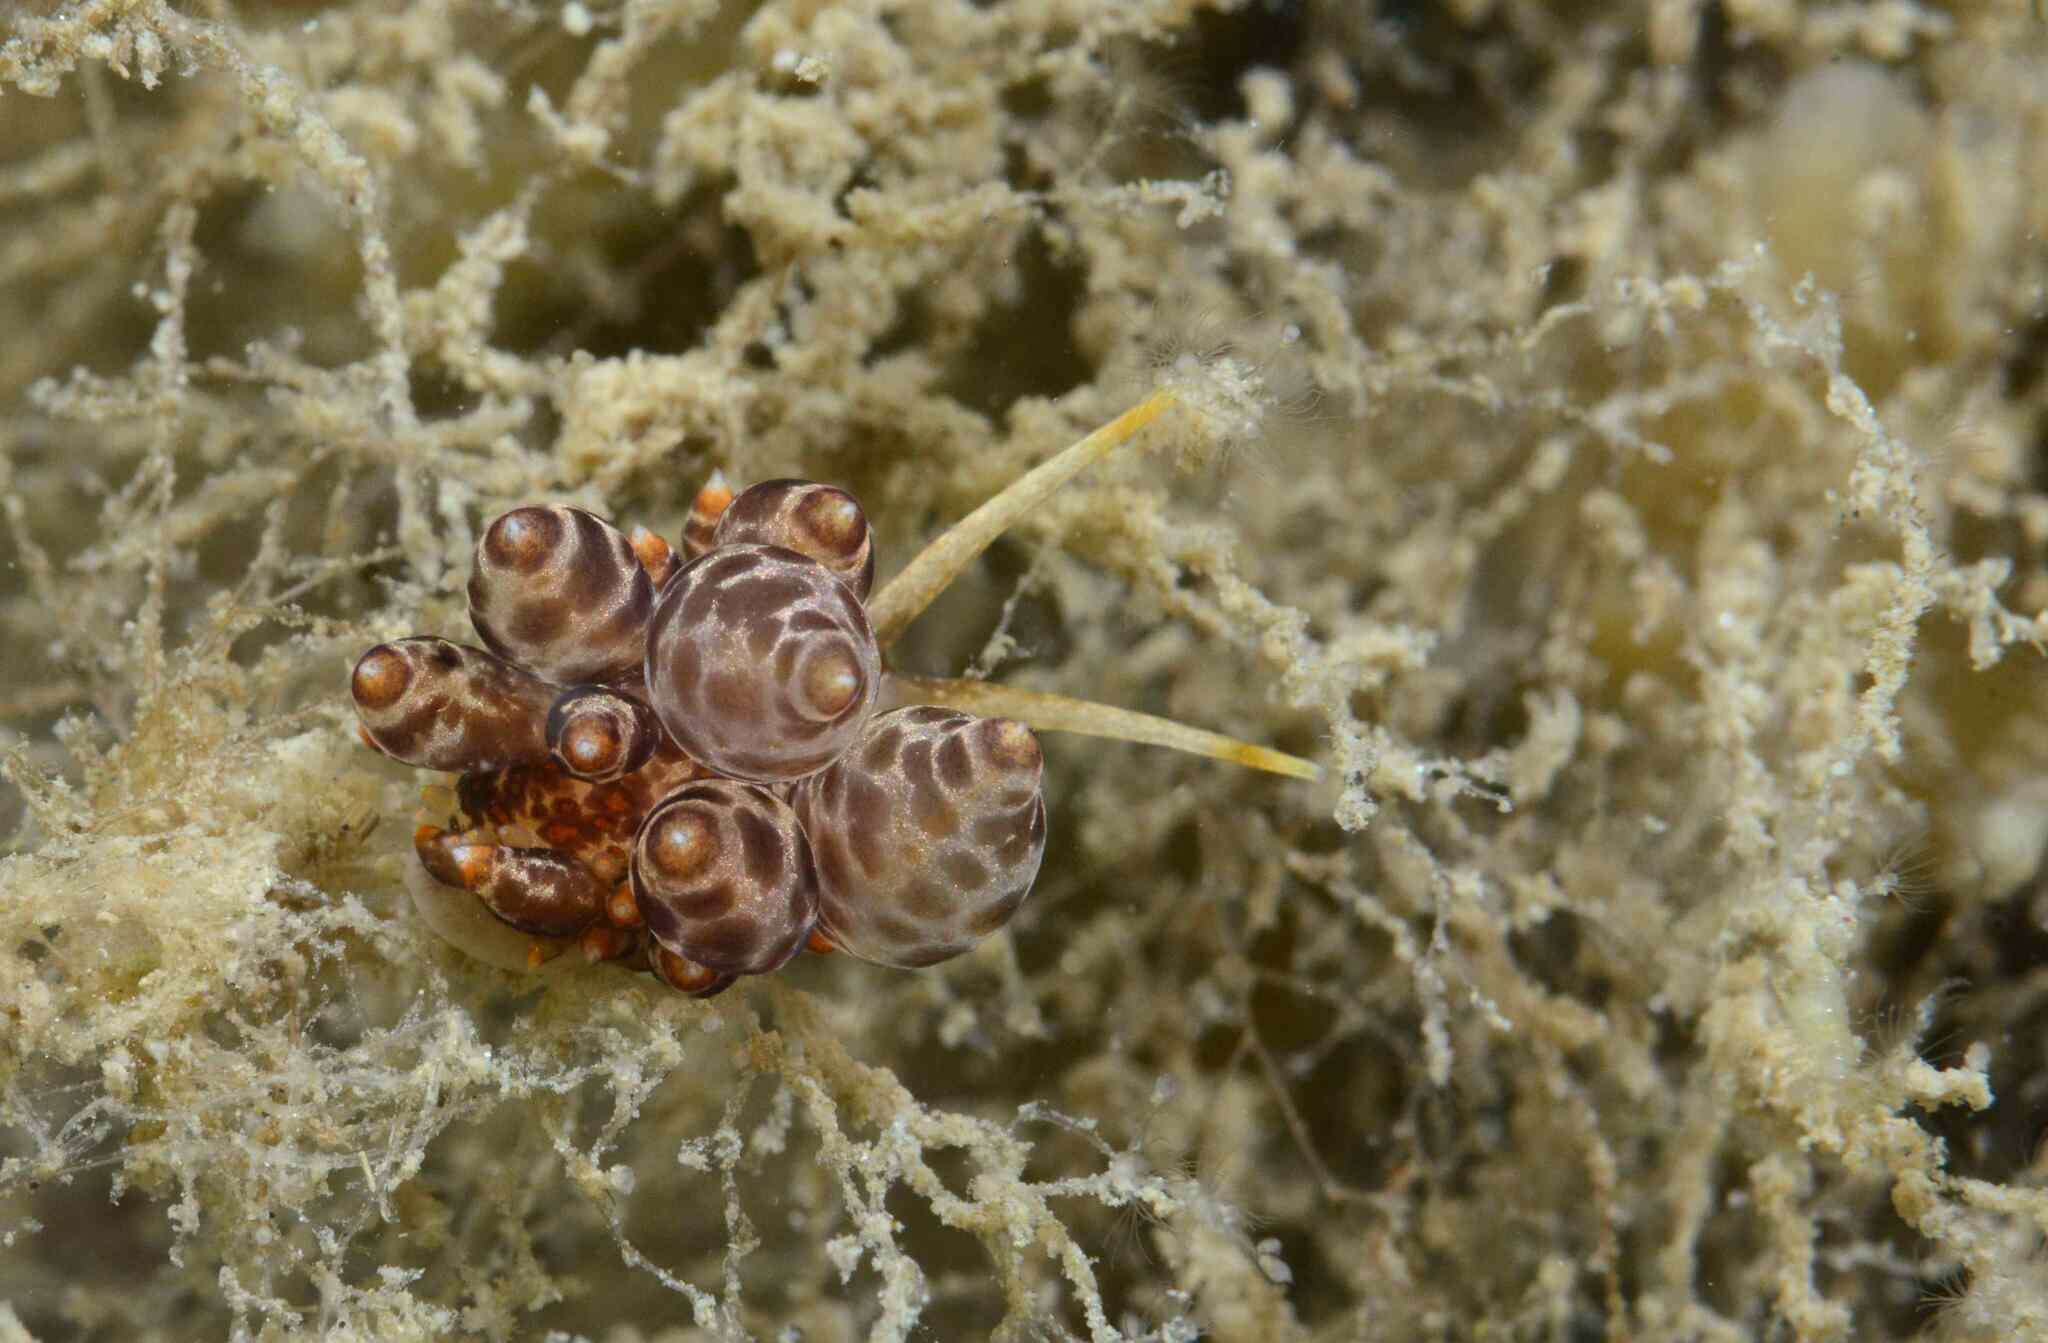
xmin=352 ymin=391 xmax=1320 ymax=995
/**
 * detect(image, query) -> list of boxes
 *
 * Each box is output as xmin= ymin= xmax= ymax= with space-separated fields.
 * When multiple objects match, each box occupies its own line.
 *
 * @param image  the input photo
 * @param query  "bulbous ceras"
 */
xmin=795 ymin=706 xmax=1047 ymax=969
xmin=642 ymin=543 xmax=881 ymax=784
xmin=351 ymin=486 xmax=1055 ymax=993
xmin=351 ymin=506 xmax=709 ymax=982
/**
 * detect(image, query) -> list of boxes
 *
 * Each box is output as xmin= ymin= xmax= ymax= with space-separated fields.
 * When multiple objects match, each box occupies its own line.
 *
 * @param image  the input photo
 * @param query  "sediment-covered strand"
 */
xmin=865 ymin=390 xmax=1173 ymax=647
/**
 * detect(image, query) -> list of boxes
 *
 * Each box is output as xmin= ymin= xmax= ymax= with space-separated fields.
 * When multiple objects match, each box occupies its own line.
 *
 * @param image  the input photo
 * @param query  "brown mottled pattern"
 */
xmin=415 ymin=829 xmax=606 ymax=937
xmin=631 ymin=780 xmax=818 ymax=976
xmin=454 ymin=744 xmax=705 ymax=870
xmin=712 ymin=479 xmax=876 ymax=600
xmin=793 ymin=706 xmax=1046 ymax=969
xmin=352 ymin=637 xmax=555 ymax=772
xmin=468 ymin=505 xmax=654 ymax=686
xmin=546 ymin=684 xmax=662 ymax=782
xmin=644 ymin=543 xmax=880 ymax=782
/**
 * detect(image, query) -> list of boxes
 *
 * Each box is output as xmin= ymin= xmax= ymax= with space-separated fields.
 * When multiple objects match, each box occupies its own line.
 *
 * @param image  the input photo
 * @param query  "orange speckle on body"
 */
xmin=452 ymin=843 xmax=496 ymax=887
xmin=628 ymin=524 xmax=678 ymax=586
xmin=694 ymin=480 xmax=734 ymax=519
xmin=579 ymin=925 xmax=633 ymax=963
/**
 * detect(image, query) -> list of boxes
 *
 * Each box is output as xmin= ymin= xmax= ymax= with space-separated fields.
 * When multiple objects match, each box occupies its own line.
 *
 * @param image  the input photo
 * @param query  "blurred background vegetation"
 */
xmin=3 ymin=1 xmax=2048 ymax=1339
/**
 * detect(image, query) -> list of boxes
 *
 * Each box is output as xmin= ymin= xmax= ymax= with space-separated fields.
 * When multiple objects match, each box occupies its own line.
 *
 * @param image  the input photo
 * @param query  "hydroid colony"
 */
xmin=4 ymin=2 xmax=2048 ymax=1340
